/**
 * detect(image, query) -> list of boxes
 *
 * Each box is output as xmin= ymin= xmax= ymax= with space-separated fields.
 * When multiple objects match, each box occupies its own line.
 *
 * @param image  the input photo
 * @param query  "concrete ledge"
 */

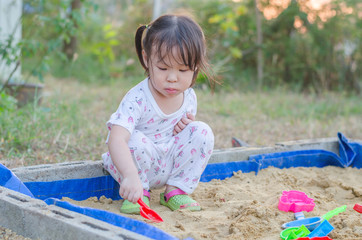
xmin=0 ymin=187 xmax=151 ymax=240
xmin=12 ymin=161 xmax=106 ymax=182
xmin=210 ymin=137 xmax=339 ymax=163
xmin=12 ymin=138 xmax=341 ymax=182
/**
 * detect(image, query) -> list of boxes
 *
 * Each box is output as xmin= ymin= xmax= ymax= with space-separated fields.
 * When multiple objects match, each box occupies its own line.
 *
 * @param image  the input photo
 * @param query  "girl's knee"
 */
xmin=187 ymin=121 xmax=214 ymax=142
xmin=128 ymin=130 xmax=152 ymax=152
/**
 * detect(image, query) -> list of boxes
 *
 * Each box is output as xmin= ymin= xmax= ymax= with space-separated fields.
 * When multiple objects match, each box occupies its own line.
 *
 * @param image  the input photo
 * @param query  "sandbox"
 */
xmin=1 ymin=133 xmax=361 ymax=240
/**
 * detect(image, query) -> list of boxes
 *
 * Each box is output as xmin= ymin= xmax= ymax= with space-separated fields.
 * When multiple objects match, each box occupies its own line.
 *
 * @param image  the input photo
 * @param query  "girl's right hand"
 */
xmin=119 ymin=173 xmax=143 ymax=204
xmin=173 ymin=112 xmax=195 ymax=136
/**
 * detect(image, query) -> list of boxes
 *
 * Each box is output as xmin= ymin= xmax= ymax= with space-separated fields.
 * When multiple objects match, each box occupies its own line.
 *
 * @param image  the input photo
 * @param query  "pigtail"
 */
xmin=135 ymin=25 xmax=147 ymax=70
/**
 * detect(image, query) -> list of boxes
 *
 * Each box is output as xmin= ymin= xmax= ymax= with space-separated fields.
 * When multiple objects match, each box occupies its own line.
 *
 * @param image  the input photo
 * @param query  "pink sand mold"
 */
xmin=278 ymin=190 xmax=315 ymax=212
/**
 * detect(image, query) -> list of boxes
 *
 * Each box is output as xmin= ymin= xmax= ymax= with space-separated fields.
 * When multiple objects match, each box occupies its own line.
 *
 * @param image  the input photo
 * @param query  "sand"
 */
xmin=0 ymin=227 xmax=32 ymax=240
xmin=62 ymin=166 xmax=362 ymax=240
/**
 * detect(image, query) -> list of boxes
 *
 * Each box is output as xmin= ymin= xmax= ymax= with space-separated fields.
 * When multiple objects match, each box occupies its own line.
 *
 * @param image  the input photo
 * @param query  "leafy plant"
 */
xmin=50 ymin=0 xmax=151 ymax=82
xmin=0 ymin=92 xmax=17 ymax=113
xmin=0 ymin=0 xmax=95 ymax=89
xmin=90 ymin=24 xmax=120 ymax=64
xmin=207 ymin=4 xmax=247 ymax=59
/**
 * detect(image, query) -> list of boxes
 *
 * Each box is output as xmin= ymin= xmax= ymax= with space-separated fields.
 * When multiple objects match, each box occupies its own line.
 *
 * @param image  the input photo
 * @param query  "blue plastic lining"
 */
xmin=1 ymin=132 xmax=361 ymax=240
xmin=26 ymin=175 xmax=120 ymax=201
xmin=43 ymin=198 xmax=178 ymax=240
xmin=0 ymin=163 xmax=34 ymax=198
xmin=201 ymin=132 xmax=361 ymax=182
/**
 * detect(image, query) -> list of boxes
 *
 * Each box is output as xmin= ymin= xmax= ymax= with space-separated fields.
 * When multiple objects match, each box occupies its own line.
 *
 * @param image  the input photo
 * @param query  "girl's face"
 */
xmin=143 ymin=47 xmax=195 ymax=100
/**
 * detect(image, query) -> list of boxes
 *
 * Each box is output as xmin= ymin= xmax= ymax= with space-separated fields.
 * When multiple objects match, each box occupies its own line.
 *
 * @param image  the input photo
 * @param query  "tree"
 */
xmin=63 ymin=0 xmax=81 ymax=60
xmin=255 ymin=0 xmax=263 ymax=89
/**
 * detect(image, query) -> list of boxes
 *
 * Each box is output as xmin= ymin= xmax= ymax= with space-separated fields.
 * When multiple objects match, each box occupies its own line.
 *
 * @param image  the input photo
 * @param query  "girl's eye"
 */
xmin=158 ymin=67 xmax=167 ymax=71
xmin=179 ymin=69 xmax=189 ymax=72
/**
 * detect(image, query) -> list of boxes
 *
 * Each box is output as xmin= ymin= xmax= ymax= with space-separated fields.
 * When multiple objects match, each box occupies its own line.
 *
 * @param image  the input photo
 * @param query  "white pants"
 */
xmin=102 ymin=121 xmax=214 ymax=194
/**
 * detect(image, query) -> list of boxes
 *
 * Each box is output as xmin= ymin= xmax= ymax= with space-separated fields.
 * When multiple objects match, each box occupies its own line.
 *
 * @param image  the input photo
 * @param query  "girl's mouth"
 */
xmin=165 ymin=88 xmax=178 ymax=94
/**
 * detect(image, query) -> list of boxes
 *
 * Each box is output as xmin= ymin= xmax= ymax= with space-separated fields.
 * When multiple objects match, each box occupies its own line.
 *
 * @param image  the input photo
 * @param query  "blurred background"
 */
xmin=1 ymin=0 xmax=360 ymax=92
xmin=0 ymin=0 xmax=361 ymax=167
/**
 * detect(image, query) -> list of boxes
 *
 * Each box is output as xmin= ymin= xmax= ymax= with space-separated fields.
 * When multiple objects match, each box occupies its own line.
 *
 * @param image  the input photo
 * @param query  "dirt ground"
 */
xmin=62 ymin=166 xmax=362 ymax=240
xmin=0 ymin=227 xmax=32 ymax=240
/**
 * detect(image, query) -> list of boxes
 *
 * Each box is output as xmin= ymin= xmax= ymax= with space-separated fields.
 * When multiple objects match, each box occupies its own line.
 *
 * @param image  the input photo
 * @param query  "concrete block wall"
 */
xmin=0 ymin=186 xmax=151 ymax=240
xmin=12 ymin=160 xmax=106 ymax=182
xmin=210 ymin=137 xmax=339 ymax=163
xmin=12 ymin=137 xmax=341 ymax=183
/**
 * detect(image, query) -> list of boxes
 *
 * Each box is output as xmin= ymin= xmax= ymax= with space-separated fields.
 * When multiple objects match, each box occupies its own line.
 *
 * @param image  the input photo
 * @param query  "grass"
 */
xmin=197 ymin=89 xmax=362 ymax=147
xmin=1 ymin=76 xmax=361 ymax=168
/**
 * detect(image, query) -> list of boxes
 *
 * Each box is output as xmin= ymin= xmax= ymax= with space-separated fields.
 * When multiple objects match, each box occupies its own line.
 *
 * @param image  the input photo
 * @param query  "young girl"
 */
xmin=102 ymin=14 xmax=216 ymax=214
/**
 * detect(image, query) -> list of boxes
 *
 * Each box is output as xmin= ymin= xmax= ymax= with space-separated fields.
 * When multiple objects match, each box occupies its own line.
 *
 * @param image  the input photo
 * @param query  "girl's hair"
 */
xmin=135 ymin=14 xmax=215 ymax=88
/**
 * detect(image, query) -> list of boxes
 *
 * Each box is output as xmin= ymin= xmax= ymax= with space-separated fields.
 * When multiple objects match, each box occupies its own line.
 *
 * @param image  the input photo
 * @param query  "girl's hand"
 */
xmin=119 ymin=172 xmax=143 ymax=204
xmin=173 ymin=112 xmax=195 ymax=136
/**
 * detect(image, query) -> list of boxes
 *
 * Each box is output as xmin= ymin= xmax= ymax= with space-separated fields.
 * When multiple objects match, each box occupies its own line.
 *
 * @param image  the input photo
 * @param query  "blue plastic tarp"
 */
xmin=200 ymin=132 xmax=361 ymax=182
xmin=26 ymin=175 xmax=120 ymax=201
xmin=1 ymin=132 xmax=361 ymax=240
xmin=43 ymin=198 xmax=178 ymax=240
xmin=0 ymin=163 xmax=34 ymax=198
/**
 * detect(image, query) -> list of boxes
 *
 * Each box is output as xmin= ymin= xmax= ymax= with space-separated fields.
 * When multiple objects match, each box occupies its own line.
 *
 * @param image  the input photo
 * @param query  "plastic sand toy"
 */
xmin=282 ymin=205 xmax=346 ymax=231
xmin=307 ymin=220 xmax=334 ymax=238
xmin=280 ymin=227 xmax=299 ymax=240
xmin=138 ymin=198 xmax=163 ymax=223
xmin=281 ymin=220 xmax=334 ymax=240
xmin=280 ymin=225 xmax=310 ymax=240
xmin=283 ymin=214 xmax=321 ymax=231
xmin=353 ymin=203 xmax=362 ymax=213
xmin=278 ymin=191 xmax=315 ymax=213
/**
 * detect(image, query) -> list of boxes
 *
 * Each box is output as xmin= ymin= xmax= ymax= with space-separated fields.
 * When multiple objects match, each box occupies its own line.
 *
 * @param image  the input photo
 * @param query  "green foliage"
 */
xmin=180 ymin=0 xmax=361 ymax=92
xmin=207 ymin=3 xmax=247 ymax=59
xmin=261 ymin=0 xmax=361 ymax=93
xmin=15 ymin=0 xmax=362 ymax=92
xmin=1 ymin=0 xmax=95 ymax=83
xmin=48 ymin=0 xmax=151 ymax=82
xmin=90 ymin=24 xmax=120 ymax=63
xmin=0 ymin=36 xmax=20 ymax=66
xmin=0 ymin=92 xmax=17 ymax=113
xmin=179 ymin=0 xmax=259 ymax=89
xmin=0 ymin=87 xmax=82 ymax=160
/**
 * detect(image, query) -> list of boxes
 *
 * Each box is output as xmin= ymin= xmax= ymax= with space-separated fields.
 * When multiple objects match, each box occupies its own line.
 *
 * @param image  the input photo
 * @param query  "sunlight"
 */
xmin=256 ymin=0 xmax=346 ymax=22
xmin=309 ymin=0 xmax=331 ymax=10
xmin=256 ymin=0 xmax=355 ymax=30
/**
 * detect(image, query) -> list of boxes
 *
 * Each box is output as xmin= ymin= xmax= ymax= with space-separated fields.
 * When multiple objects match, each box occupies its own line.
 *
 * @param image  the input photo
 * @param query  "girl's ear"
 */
xmin=142 ymin=50 xmax=148 ymax=68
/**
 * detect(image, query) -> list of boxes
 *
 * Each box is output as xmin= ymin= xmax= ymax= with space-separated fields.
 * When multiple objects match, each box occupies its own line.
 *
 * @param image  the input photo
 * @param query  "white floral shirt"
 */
xmin=106 ymin=78 xmax=197 ymax=144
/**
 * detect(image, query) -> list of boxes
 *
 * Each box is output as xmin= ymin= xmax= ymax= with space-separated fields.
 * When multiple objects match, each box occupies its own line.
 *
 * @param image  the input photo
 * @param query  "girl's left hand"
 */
xmin=173 ymin=112 xmax=195 ymax=136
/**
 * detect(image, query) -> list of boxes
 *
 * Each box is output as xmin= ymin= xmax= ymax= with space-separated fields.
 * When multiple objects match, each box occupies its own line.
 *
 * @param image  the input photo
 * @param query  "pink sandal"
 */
xmin=160 ymin=188 xmax=201 ymax=211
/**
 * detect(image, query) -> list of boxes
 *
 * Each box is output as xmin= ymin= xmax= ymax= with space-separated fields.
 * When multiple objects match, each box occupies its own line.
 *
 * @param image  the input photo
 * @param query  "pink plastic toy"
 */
xmin=278 ymin=190 xmax=315 ymax=212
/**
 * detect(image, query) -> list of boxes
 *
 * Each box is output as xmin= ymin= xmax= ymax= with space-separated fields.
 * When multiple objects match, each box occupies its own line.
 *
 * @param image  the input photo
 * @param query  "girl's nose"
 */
xmin=167 ymin=71 xmax=177 ymax=82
